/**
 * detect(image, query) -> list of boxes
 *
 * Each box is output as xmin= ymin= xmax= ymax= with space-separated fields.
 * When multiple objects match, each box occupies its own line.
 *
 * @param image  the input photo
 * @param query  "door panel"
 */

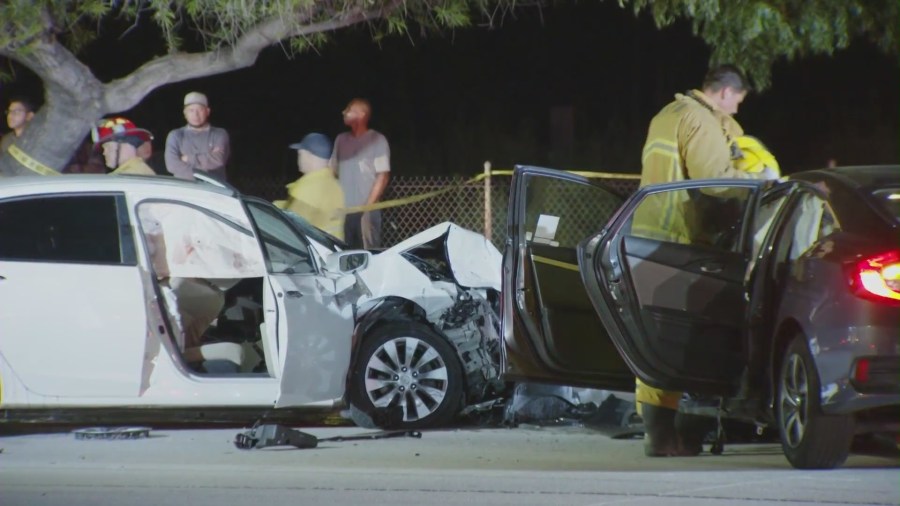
xmin=270 ymin=273 xmax=353 ymax=407
xmin=244 ymin=200 xmax=354 ymax=407
xmin=582 ymin=181 xmax=762 ymax=395
xmin=502 ymin=166 xmax=633 ymax=391
xmin=0 ymin=193 xmax=147 ymax=398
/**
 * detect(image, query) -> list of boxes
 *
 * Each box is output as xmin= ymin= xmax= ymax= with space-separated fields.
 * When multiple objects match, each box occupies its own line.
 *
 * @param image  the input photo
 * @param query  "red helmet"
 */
xmin=91 ymin=117 xmax=153 ymax=149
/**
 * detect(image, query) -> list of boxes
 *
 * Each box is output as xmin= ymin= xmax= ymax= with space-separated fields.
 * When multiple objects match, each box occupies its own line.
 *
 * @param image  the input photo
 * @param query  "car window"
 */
xmin=628 ymin=186 xmax=754 ymax=252
xmin=0 ymin=195 xmax=125 ymax=264
xmin=246 ymin=201 xmax=316 ymax=274
xmin=786 ymin=192 xmax=840 ymax=261
xmin=751 ymin=191 xmax=789 ymax=260
xmin=871 ymin=187 xmax=900 ymax=223
xmin=523 ymin=176 xmax=623 ymax=248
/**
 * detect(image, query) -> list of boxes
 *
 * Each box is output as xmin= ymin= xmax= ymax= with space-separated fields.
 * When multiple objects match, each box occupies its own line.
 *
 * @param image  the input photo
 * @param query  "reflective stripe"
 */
xmin=532 ymin=255 xmax=579 ymax=272
xmin=8 ymin=144 xmax=60 ymax=176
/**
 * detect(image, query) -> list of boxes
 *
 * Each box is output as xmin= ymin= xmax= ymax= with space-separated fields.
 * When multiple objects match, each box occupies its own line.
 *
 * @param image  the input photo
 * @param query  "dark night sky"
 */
xmin=3 ymin=2 xmax=898 ymax=181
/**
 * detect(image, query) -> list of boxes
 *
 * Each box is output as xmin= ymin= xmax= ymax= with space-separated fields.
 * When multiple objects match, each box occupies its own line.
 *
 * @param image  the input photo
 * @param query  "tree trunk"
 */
xmin=0 ymin=89 xmax=103 ymax=176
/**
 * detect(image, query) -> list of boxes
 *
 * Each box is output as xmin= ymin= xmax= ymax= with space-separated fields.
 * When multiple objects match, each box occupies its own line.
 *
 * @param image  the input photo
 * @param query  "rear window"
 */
xmin=871 ymin=188 xmax=900 ymax=222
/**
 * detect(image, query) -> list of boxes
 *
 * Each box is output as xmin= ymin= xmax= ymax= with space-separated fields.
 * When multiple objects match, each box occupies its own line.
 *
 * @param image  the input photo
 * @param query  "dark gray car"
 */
xmin=501 ymin=165 xmax=900 ymax=469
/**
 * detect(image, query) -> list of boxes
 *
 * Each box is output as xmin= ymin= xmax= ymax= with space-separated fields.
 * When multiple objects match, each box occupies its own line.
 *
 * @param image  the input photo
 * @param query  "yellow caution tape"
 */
xmin=341 ymin=169 xmax=639 ymax=214
xmin=8 ymin=144 xmax=60 ymax=176
xmin=532 ymin=254 xmax=580 ymax=272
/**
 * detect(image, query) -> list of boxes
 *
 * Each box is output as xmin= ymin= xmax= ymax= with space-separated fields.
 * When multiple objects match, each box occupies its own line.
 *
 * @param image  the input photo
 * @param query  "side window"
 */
xmin=629 ymin=186 xmax=754 ymax=252
xmin=246 ymin=202 xmax=316 ymax=274
xmin=751 ymin=192 xmax=789 ymax=259
xmin=523 ymin=176 xmax=623 ymax=249
xmin=786 ymin=193 xmax=840 ymax=261
xmin=0 ymin=195 xmax=124 ymax=264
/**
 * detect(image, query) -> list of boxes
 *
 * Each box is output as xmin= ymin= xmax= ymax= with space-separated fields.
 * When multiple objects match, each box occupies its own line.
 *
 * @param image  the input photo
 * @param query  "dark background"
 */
xmin=2 ymin=2 xmax=898 ymax=180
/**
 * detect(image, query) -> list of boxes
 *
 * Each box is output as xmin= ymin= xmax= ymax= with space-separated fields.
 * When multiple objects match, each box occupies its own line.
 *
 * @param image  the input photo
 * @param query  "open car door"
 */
xmin=244 ymin=200 xmax=354 ymax=408
xmin=501 ymin=166 xmax=634 ymax=391
xmin=579 ymin=179 xmax=765 ymax=395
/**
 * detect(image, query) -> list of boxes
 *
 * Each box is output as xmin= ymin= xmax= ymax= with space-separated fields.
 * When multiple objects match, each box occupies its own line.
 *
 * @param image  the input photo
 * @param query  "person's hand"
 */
xmin=361 ymin=211 xmax=375 ymax=249
xmin=181 ymin=154 xmax=189 ymax=163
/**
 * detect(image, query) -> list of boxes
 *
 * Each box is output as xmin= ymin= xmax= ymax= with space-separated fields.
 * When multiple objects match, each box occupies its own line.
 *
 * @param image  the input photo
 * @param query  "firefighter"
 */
xmin=636 ymin=65 xmax=778 ymax=457
xmin=91 ymin=117 xmax=156 ymax=175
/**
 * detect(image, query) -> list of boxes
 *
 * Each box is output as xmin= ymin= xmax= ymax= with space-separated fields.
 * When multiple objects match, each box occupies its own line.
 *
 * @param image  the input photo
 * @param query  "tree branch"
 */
xmin=104 ymin=3 xmax=398 ymax=112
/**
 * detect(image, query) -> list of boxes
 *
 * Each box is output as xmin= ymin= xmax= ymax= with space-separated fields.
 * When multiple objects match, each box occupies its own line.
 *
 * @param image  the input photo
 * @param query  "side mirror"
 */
xmin=325 ymin=250 xmax=371 ymax=274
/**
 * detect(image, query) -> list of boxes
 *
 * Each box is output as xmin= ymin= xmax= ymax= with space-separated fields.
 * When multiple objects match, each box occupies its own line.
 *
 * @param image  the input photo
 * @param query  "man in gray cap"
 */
xmin=164 ymin=91 xmax=230 ymax=183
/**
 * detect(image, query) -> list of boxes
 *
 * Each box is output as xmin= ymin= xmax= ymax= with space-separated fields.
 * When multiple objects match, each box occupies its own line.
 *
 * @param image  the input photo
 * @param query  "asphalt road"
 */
xmin=1 ymin=425 xmax=898 ymax=506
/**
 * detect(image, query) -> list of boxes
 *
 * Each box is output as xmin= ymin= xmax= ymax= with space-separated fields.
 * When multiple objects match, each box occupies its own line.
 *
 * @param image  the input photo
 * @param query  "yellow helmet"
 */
xmin=735 ymin=135 xmax=780 ymax=177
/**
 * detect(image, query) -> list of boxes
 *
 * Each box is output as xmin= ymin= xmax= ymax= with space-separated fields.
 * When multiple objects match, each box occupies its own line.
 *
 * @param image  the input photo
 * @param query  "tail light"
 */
xmin=848 ymin=250 xmax=900 ymax=304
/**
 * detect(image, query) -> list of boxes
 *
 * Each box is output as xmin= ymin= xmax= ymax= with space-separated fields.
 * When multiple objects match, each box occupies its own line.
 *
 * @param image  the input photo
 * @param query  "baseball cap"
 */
xmin=289 ymin=133 xmax=333 ymax=159
xmin=183 ymin=91 xmax=209 ymax=107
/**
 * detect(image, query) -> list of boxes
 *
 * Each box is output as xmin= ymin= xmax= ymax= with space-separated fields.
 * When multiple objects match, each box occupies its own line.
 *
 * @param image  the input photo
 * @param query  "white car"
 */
xmin=0 ymin=175 xmax=504 ymax=429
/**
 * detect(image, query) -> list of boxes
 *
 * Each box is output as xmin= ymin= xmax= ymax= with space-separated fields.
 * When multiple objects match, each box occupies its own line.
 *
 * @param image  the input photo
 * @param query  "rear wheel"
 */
xmin=776 ymin=335 xmax=854 ymax=469
xmin=349 ymin=322 xmax=463 ymax=429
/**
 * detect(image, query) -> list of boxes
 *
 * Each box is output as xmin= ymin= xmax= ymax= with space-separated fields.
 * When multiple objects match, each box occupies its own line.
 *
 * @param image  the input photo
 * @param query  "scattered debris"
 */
xmin=234 ymin=422 xmax=422 ymax=450
xmin=73 ymin=427 xmax=151 ymax=440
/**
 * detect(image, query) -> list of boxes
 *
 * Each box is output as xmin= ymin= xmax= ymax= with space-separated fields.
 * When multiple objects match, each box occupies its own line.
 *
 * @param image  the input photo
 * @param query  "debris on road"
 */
xmin=72 ymin=427 xmax=151 ymax=440
xmin=234 ymin=423 xmax=422 ymax=450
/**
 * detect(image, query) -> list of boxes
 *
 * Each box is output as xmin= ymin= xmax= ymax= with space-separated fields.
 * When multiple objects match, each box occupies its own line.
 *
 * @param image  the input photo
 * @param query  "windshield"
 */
xmin=280 ymin=209 xmax=347 ymax=252
xmin=871 ymin=187 xmax=900 ymax=222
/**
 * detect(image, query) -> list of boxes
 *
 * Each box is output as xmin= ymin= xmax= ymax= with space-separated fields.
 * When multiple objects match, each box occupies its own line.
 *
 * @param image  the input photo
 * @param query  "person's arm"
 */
xmin=164 ymin=129 xmax=194 ymax=179
xmin=194 ymin=128 xmax=230 ymax=171
xmin=680 ymin=111 xmax=759 ymax=180
xmin=366 ymin=135 xmax=391 ymax=204
xmin=366 ymin=172 xmax=390 ymax=205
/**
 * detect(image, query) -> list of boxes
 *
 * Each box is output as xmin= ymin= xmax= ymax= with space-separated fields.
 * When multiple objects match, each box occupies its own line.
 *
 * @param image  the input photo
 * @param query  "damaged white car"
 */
xmin=0 ymin=175 xmax=504 ymax=429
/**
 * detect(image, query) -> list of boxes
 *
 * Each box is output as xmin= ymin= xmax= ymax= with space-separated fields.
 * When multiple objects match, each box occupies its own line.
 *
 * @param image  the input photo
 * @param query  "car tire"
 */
xmin=349 ymin=322 xmax=464 ymax=430
xmin=776 ymin=334 xmax=854 ymax=469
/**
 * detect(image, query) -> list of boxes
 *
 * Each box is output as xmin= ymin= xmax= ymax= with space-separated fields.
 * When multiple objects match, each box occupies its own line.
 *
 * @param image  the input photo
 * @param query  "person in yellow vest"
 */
xmin=274 ymin=133 xmax=345 ymax=240
xmin=91 ymin=117 xmax=156 ymax=176
xmin=636 ymin=65 xmax=778 ymax=457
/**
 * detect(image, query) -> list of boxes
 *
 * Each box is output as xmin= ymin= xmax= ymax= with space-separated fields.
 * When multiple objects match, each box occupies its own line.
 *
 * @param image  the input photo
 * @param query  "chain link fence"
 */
xmin=232 ymin=170 xmax=640 ymax=248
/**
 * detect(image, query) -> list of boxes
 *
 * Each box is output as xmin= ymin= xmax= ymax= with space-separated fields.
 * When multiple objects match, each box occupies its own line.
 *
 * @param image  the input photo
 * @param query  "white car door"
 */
xmin=244 ymin=200 xmax=353 ymax=407
xmin=0 ymin=193 xmax=149 ymax=398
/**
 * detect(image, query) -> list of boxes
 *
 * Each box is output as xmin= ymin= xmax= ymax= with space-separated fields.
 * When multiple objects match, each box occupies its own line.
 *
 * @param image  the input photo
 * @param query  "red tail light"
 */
xmin=852 ymin=358 xmax=870 ymax=383
xmin=848 ymin=250 xmax=900 ymax=304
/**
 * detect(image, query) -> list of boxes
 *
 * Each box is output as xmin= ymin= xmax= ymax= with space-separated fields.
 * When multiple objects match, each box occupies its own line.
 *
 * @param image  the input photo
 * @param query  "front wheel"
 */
xmin=776 ymin=335 xmax=854 ymax=469
xmin=349 ymin=322 xmax=464 ymax=429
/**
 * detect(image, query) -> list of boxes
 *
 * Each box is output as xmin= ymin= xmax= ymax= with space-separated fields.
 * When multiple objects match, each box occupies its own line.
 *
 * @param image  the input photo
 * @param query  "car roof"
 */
xmin=0 ymin=174 xmax=236 ymax=198
xmin=793 ymin=165 xmax=900 ymax=190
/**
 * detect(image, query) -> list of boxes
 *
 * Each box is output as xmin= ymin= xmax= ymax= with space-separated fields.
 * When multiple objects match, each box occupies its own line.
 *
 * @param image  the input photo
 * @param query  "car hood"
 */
xmin=353 ymin=222 xmax=501 ymax=320
xmin=382 ymin=222 xmax=501 ymax=291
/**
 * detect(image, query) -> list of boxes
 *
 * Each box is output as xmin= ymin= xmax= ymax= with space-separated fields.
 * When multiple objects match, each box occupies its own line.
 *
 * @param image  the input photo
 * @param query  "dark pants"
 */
xmin=344 ymin=211 xmax=382 ymax=250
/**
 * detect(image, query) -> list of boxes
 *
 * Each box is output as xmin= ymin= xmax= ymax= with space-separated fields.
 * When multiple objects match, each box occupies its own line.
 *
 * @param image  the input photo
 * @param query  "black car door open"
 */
xmin=579 ymin=180 xmax=764 ymax=395
xmin=501 ymin=166 xmax=635 ymax=391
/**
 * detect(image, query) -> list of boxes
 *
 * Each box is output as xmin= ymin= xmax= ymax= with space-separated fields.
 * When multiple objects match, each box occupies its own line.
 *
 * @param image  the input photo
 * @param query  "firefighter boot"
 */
xmin=640 ymin=403 xmax=678 ymax=457
xmin=674 ymin=412 xmax=715 ymax=456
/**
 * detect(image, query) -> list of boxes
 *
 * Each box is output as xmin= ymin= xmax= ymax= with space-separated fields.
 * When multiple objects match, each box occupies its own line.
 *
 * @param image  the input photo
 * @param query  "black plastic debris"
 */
xmin=234 ymin=422 xmax=422 ymax=450
xmin=73 ymin=427 xmax=151 ymax=440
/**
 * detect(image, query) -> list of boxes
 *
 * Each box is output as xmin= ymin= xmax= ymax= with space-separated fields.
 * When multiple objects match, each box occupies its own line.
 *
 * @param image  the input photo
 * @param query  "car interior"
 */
xmin=136 ymin=201 xmax=275 ymax=376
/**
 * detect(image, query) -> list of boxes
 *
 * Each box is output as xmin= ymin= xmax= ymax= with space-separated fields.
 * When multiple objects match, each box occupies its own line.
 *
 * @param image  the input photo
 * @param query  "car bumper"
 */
xmin=813 ymin=324 xmax=900 ymax=415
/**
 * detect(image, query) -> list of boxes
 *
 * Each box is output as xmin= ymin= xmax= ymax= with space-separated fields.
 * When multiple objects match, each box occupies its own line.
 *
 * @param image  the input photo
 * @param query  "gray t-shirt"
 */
xmin=331 ymin=129 xmax=390 ymax=208
xmin=165 ymin=125 xmax=230 ymax=181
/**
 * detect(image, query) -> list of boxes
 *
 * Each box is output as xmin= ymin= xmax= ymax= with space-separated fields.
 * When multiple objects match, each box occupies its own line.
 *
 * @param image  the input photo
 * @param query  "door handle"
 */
xmin=285 ymin=290 xmax=303 ymax=298
xmin=700 ymin=263 xmax=723 ymax=274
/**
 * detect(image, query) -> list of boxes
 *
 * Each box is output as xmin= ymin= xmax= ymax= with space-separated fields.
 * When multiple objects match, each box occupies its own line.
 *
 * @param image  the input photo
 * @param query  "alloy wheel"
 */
xmin=779 ymin=352 xmax=809 ymax=448
xmin=362 ymin=336 xmax=450 ymax=423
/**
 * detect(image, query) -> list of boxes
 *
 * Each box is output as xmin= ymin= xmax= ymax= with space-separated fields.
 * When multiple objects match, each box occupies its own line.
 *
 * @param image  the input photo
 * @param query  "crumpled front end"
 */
xmin=355 ymin=223 xmax=505 ymax=405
